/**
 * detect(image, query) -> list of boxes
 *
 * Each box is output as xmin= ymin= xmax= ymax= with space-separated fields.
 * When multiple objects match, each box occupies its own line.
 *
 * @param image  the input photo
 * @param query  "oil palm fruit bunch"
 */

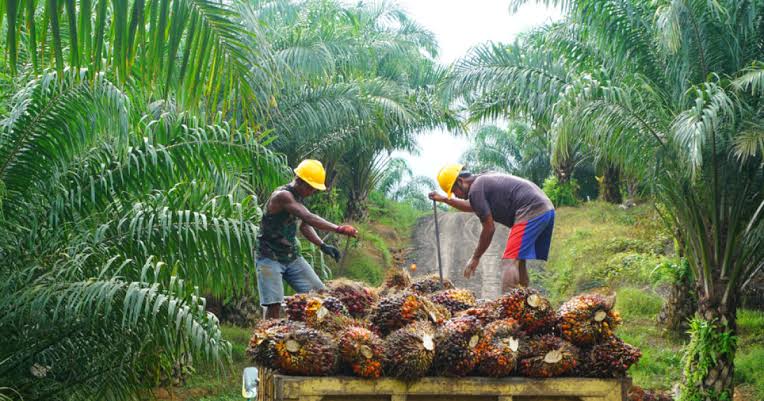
xmin=475 ymin=318 xmax=526 ymax=377
xmin=383 ymin=321 xmax=436 ymax=379
xmin=518 ymin=335 xmax=579 ymax=378
xmin=327 ymin=279 xmax=379 ymax=318
xmin=429 ymin=289 xmax=477 ymax=314
xmin=379 ymin=268 xmax=412 ymax=296
xmin=337 ymin=326 xmax=385 ymax=378
xmin=304 ymin=297 xmax=361 ymax=335
xmin=494 ymin=288 xmax=556 ymax=334
xmin=369 ymin=292 xmax=450 ymax=336
xmin=285 ymin=293 xmax=311 ymax=321
xmin=459 ymin=299 xmax=502 ymax=324
xmin=558 ymin=293 xmax=622 ymax=346
xmin=585 ymin=336 xmax=641 ymax=378
xmin=409 ymin=274 xmax=454 ymax=294
xmin=271 ymin=326 xmax=338 ymax=376
xmin=247 ymin=319 xmax=303 ymax=367
xmin=432 ymin=315 xmax=483 ymax=376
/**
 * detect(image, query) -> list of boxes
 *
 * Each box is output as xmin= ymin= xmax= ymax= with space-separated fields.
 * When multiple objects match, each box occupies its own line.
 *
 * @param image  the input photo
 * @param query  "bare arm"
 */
xmin=443 ymin=197 xmax=474 ymax=212
xmin=300 ymin=221 xmax=324 ymax=246
xmin=472 ymin=215 xmax=496 ymax=260
xmin=274 ymin=191 xmax=339 ymax=232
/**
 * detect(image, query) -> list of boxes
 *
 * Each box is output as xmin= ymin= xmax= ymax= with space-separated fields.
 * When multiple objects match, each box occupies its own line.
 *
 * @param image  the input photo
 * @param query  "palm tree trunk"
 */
xmin=682 ymin=288 xmax=737 ymax=400
xmin=345 ymin=189 xmax=368 ymax=221
xmin=600 ymin=164 xmax=622 ymax=204
xmin=657 ymin=270 xmax=696 ymax=336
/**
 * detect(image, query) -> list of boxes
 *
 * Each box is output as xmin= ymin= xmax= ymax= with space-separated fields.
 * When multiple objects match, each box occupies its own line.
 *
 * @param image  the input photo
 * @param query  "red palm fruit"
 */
xmin=271 ymin=326 xmax=338 ymax=376
xmin=369 ymin=292 xmax=451 ymax=336
xmin=285 ymin=293 xmax=311 ymax=321
xmin=475 ymin=318 xmax=525 ymax=377
xmin=429 ymin=289 xmax=477 ymax=314
xmin=558 ymin=293 xmax=622 ymax=346
xmin=432 ymin=315 xmax=483 ymax=376
xmin=586 ymin=336 xmax=642 ymax=378
xmin=337 ymin=326 xmax=385 ymax=378
xmin=247 ymin=319 xmax=305 ymax=368
xmin=493 ymin=288 xmax=557 ymax=334
xmin=459 ymin=299 xmax=502 ymax=324
xmin=409 ymin=274 xmax=455 ymax=294
xmin=518 ymin=335 xmax=579 ymax=378
xmin=304 ymin=297 xmax=364 ymax=335
xmin=383 ymin=321 xmax=436 ymax=379
xmin=327 ymin=279 xmax=379 ymax=318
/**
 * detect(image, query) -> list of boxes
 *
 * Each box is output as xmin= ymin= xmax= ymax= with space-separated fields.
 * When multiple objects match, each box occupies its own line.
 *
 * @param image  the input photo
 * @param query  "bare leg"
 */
xmin=501 ymin=259 xmax=529 ymax=292
xmin=264 ymin=304 xmax=281 ymax=319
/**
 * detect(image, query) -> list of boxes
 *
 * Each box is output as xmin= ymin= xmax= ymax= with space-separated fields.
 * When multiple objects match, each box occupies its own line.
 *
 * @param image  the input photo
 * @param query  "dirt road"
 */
xmin=410 ymin=211 xmax=511 ymax=299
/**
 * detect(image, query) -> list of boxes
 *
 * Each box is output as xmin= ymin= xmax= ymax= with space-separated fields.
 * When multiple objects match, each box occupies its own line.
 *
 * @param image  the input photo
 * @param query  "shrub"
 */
xmin=542 ymin=176 xmax=579 ymax=207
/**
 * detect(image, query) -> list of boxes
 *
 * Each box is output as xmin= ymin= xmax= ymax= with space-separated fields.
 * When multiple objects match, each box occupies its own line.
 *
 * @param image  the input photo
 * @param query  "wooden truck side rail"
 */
xmin=257 ymin=368 xmax=630 ymax=401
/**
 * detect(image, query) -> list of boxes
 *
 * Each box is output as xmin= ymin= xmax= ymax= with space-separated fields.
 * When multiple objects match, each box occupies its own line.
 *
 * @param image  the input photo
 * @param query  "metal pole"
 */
xmin=433 ymin=199 xmax=444 ymax=284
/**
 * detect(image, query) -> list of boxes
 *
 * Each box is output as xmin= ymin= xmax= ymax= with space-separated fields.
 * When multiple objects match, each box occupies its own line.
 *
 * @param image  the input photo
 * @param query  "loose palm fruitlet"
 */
xmin=327 ymin=279 xmax=379 ymax=318
xmin=409 ymin=274 xmax=455 ymax=294
xmin=429 ymin=288 xmax=477 ymax=314
xmin=383 ymin=321 xmax=436 ymax=379
xmin=558 ymin=293 xmax=622 ymax=346
xmin=494 ymin=288 xmax=557 ymax=334
xmin=379 ymin=268 xmax=412 ymax=297
xmin=337 ymin=326 xmax=385 ymax=378
xmin=585 ymin=336 xmax=641 ymax=378
xmin=518 ymin=335 xmax=579 ymax=378
xmin=247 ymin=319 xmax=304 ymax=367
xmin=475 ymin=318 xmax=525 ymax=377
xmin=432 ymin=315 xmax=483 ymax=376
xmin=627 ymin=386 xmax=674 ymax=401
xmin=369 ymin=292 xmax=451 ymax=336
xmin=271 ymin=326 xmax=338 ymax=376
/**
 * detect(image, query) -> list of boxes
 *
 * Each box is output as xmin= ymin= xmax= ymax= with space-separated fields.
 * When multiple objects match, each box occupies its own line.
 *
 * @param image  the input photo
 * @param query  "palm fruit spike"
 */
xmin=285 ymin=293 xmax=311 ymax=321
xmin=327 ymin=278 xmax=379 ymax=318
xmin=475 ymin=318 xmax=525 ymax=377
xmin=337 ymin=326 xmax=384 ymax=378
xmin=518 ymin=335 xmax=579 ymax=378
xmin=586 ymin=336 xmax=641 ymax=378
xmin=247 ymin=319 xmax=302 ymax=367
xmin=558 ymin=293 xmax=622 ymax=346
xmin=369 ymin=292 xmax=450 ymax=336
xmin=432 ymin=315 xmax=483 ymax=376
xmin=429 ymin=288 xmax=477 ymax=314
xmin=379 ymin=267 xmax=412 ymax=296
xmin=271 ymin=326 xmax=338 ymax=376
xmin=409 ymin=274 xmax=454 ymax=294
xmin=304 ymin=297 xmax=361 ymax=335
xmin=383 ymin=321 xmax=436 ymax=379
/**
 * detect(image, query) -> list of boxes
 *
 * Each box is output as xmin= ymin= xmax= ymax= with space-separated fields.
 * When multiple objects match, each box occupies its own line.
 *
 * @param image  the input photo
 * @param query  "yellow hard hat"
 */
xmin=437 ymin=163 xmax=464 ymax=198
xmin=294 ymin=159 xmax=327 ymax=190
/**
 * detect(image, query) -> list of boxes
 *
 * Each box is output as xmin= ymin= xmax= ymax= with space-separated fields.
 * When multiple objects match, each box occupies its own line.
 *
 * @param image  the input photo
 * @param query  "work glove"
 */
xmin=320 ymin=243 xmax=341 ymax=262
xmin=335 ymin=225 xmax=358 ymax=237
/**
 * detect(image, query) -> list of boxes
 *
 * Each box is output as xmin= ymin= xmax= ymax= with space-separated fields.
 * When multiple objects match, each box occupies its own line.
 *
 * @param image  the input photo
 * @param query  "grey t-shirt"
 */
xmin=468 ymin=173 xmax=554 ymax=227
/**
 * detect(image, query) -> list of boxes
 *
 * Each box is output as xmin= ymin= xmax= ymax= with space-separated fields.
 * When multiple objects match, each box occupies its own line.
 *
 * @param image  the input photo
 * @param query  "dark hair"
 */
xmin=458 ymin=170 xmax=472 ymax=178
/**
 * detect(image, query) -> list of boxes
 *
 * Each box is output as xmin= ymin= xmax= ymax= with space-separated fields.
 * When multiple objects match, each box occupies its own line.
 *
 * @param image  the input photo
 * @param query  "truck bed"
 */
xmin=257 ymin=369 xmax=630 ymax=401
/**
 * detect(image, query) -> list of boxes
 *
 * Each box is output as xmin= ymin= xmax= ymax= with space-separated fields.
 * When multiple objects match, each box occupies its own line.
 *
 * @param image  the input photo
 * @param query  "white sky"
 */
xmin=388 ymin=0 xmax=561 ymax=182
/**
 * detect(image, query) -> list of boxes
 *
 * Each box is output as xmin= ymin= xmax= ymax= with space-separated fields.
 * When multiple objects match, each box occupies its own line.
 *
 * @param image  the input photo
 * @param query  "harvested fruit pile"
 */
xmin=247 ymin=270 xmax=641 ymax=380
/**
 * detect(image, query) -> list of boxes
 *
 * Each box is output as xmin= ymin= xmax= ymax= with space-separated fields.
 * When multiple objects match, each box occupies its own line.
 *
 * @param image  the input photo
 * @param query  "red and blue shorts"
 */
xmin=502 ymin=210 xmax=555 ymax=261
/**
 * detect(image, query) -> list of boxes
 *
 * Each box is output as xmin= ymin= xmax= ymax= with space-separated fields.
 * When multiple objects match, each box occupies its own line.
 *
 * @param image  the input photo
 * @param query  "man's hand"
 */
xmin=320 ymin=243 xmax=341 ymax=262
xmin=464 ymin=256 xmax=480 ymax=279
xmin=428 ymin=191 xmax=447 ymax=203
xmin=335 ymin=225 xmax=358 ymax=237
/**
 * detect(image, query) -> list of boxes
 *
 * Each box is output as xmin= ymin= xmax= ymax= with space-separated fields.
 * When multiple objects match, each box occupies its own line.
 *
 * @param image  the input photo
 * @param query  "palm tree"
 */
xmin=1 ymin=0 xmax=276 ymax=124
xmin=501 ymin=1 xmax=764 ymax=398
xmin=0 ymin=70 xmax=287 ymax=400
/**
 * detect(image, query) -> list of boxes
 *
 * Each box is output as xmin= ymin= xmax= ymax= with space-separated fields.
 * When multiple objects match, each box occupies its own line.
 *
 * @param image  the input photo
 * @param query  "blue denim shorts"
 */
xmin=256 ymin=256 xmax=326 ymax=306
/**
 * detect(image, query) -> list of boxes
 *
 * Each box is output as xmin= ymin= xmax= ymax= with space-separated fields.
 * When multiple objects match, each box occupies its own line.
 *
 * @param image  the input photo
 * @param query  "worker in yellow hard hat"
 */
xmin=256 ymin=159 xmax=358 ymax=318
xmin=430 ymin=163 xmax=555 ymax=293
